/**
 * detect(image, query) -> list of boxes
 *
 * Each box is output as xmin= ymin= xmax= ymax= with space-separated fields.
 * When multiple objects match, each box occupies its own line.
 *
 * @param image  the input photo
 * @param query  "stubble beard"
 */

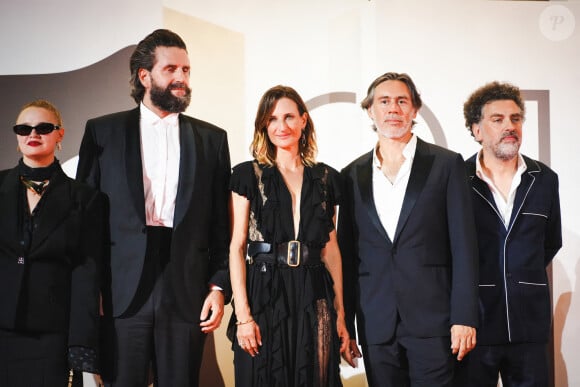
xmin=377 ymin=123 xmax=412 ymax=140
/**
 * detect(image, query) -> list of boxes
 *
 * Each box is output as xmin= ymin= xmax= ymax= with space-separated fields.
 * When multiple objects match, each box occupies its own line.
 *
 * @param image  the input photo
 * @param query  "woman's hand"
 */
xmin=345 ymin=339 xmax=362 ymax=368
xmin=236 ymin=319 xmax=262 ymax=357
xmin=337 ymin=317 xmax=360 ymax=367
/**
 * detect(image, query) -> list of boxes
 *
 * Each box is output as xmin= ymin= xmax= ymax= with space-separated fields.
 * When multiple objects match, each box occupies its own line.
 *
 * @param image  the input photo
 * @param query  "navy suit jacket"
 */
xmin=338 ymin=138 xmax=479 ymax=345
xmin=466 ymin=154 xmax=561 ymax=345
xmin=76 ymin=107 xmax=231 ymax=321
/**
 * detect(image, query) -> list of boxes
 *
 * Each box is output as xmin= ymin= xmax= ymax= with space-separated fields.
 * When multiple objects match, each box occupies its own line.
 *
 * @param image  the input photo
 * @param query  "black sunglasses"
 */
xmin=13 ymin=122 xmax=61 ymax=136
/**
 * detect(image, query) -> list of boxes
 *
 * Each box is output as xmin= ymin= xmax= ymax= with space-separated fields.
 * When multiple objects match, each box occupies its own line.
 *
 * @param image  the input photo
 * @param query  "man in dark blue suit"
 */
xmin=76 ymin=29 xmax=231 ymax=387
xmin=338 ymin=72 xmax=479 ymax=387
xmin=453 ymin=82 xmax=562 ymax=386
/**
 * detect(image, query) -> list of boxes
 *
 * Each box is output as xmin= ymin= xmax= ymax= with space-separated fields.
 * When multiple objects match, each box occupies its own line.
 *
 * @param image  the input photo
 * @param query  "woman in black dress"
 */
xmin=0 ymin=100 xmax=106 ymax=386
xmin=229 ymin=86 xmax=354 ymax=386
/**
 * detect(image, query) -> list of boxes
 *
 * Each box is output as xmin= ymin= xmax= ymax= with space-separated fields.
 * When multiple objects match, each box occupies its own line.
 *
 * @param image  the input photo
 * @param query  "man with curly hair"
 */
xmin=454 ymin=82 xmax=562 ymax=386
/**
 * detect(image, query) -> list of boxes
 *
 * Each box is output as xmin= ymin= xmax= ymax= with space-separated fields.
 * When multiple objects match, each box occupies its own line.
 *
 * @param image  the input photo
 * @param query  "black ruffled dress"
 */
xmin=229 ymin=160 xmax=343 ymax=387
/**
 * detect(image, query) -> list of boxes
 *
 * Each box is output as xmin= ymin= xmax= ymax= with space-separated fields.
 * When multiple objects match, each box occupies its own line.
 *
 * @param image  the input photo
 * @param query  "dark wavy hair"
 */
xmin=129 ymin=29 xmax=187 ymax=104
xmin=463 ymin=81 xmax=525 ymax=139
xmin=360 ymin=72 xmax=422 ymax=130
xmin=251 ymin=85 xmax=317 ymax=167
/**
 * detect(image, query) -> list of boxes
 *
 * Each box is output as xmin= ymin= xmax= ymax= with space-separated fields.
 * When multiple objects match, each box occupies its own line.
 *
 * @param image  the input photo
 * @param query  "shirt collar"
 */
xmin=475 ymin=150 xmax=527 ymax=181
xmin=140 ymin=102 xmax=179 ymax=127
xmin=373 ymin=133 xmax=417 ymax=169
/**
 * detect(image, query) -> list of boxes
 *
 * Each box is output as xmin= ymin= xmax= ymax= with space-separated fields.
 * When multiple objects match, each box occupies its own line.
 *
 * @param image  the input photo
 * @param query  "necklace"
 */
xmin=20 ymin=176 xmax=49 ymax=195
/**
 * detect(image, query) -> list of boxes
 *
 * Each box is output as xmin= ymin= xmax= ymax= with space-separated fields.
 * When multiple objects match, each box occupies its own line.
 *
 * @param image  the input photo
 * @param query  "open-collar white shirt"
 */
xmin=139 ymin=103 xmax=181 ymax=227
xmin=372 ymin=134 xmax=417 ymax=241
xmin=475 ymin=150 xmax=527 ymax=229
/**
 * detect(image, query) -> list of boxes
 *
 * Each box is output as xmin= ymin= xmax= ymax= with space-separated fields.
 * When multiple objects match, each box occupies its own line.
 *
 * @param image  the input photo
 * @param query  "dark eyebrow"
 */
xmin=377 ymin=95 xmax=410 ymax=101
xmin=269 ymin=112 xmax=296 ymax=119
xmin=163 ymin=64 xmax=189 ymax=70
xmin=489 ymin=112 xmax=522 ymax=119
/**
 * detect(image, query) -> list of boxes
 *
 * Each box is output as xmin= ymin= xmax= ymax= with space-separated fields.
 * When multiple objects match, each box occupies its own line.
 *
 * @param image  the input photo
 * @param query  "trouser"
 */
xmin=453 ymin=342 xmax=549 ymax=387
xmin=362 ymin=335 xmax=454 ymax=387
xmin=104 ymin=226 xmax=206 ymax=387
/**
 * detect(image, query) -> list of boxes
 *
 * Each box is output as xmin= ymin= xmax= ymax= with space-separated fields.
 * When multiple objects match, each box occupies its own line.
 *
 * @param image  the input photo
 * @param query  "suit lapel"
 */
xmin=393 ymin=138 xmax=433 ymax=243
xmin=471 ymin=175 xmax=499 ymax=211
xmin=173 ymin=115 xmax=197 ymax=228
xmin=125 ymin=108 xmax=146 ymax=224
xmin=31 ymin=168 xmax=72 ymax=250
xmin=466 ymin=154 xmax=502 ymax=220
xmin=0 ymin=167 xmax=23 ymax=253
xmin=356 ymin=151 xmax=391 ymax=242
xmin=508 ymin=156 xmax=540 ymax=228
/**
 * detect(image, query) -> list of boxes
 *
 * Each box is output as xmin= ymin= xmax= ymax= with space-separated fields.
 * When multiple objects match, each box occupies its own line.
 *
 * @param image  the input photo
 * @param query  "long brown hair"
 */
xmin=251 ymin=85 xmax=317 ymax=166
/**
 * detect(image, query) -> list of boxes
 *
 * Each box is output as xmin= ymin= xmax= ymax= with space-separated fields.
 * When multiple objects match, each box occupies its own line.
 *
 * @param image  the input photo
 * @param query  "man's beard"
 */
xmin=493 ymin=131 xmax=521 ymax=161
xmin=150 ymin=81 xmax=191 ymax=113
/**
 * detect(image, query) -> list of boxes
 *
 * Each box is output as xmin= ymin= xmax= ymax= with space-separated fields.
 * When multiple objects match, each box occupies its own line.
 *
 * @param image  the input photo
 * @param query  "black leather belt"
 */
xmin=246 ymin=241 xmax=321 ymax=267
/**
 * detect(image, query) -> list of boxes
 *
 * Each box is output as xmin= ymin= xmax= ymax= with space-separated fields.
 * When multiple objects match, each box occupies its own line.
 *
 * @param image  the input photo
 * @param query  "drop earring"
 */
xmin=57 ymin=142 xmax=62 ymax=151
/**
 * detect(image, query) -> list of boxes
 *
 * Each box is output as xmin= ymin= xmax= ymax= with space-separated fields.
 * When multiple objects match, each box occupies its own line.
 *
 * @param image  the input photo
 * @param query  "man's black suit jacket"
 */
xmin=338 ymin=137 xmax=479 ymax=345
xmin=76 ymin=107 xmax=231 ymax=322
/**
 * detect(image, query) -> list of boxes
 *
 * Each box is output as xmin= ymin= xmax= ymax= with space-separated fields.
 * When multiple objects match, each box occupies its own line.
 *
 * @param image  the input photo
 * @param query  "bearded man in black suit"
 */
xmin=76 ymin=29 xmax=231 ymax=387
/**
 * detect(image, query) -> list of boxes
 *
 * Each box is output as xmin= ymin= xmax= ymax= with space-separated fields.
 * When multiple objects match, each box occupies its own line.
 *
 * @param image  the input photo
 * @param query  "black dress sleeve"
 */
xmin=324 ymin=164 xmax=343 ymax=209
xmin=230 ymin=161 xmax=258 ymax=201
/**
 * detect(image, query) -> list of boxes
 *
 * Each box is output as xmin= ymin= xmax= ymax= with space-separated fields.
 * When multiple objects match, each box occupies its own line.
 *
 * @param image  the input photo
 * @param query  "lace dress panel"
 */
xmin=248 ymin=161 xmax=266 ymax=241
xmin=316 ymin=298 xmax=332 ymax=386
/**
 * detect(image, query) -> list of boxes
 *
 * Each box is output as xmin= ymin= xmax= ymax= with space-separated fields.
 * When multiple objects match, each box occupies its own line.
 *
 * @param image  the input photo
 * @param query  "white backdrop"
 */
xmin=1 ymin=1 xmax=578 ymax=386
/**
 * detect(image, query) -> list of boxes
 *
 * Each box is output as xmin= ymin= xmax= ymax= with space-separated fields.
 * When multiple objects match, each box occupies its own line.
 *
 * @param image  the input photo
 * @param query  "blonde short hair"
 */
xmin=18 ymin=99 xmax=63 ymax=126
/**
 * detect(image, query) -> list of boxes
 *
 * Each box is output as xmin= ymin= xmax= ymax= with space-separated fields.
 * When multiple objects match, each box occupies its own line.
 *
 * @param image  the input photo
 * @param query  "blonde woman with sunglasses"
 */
xmin=0 ymin=100 xmax=106 ymax=386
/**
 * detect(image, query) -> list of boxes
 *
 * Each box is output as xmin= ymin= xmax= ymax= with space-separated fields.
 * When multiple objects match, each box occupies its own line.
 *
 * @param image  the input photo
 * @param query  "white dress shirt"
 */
xmin=372 ymin=134 xmax=417 ymax=240
xmin=139 ymin=103 xmax=181 ymax=227
xmin=475 ymin=151 xmax=527 ymax=228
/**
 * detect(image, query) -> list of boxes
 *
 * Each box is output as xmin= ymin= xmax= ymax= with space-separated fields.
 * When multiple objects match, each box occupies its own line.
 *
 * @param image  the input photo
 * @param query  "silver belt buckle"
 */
xmin=287 ymin=240 xmax=301 ymax=267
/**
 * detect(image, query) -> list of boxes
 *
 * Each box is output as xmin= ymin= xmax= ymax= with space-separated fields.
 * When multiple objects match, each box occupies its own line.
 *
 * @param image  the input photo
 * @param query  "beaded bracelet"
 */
xmin=236 ymin=317 xmax=254 ymax=325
